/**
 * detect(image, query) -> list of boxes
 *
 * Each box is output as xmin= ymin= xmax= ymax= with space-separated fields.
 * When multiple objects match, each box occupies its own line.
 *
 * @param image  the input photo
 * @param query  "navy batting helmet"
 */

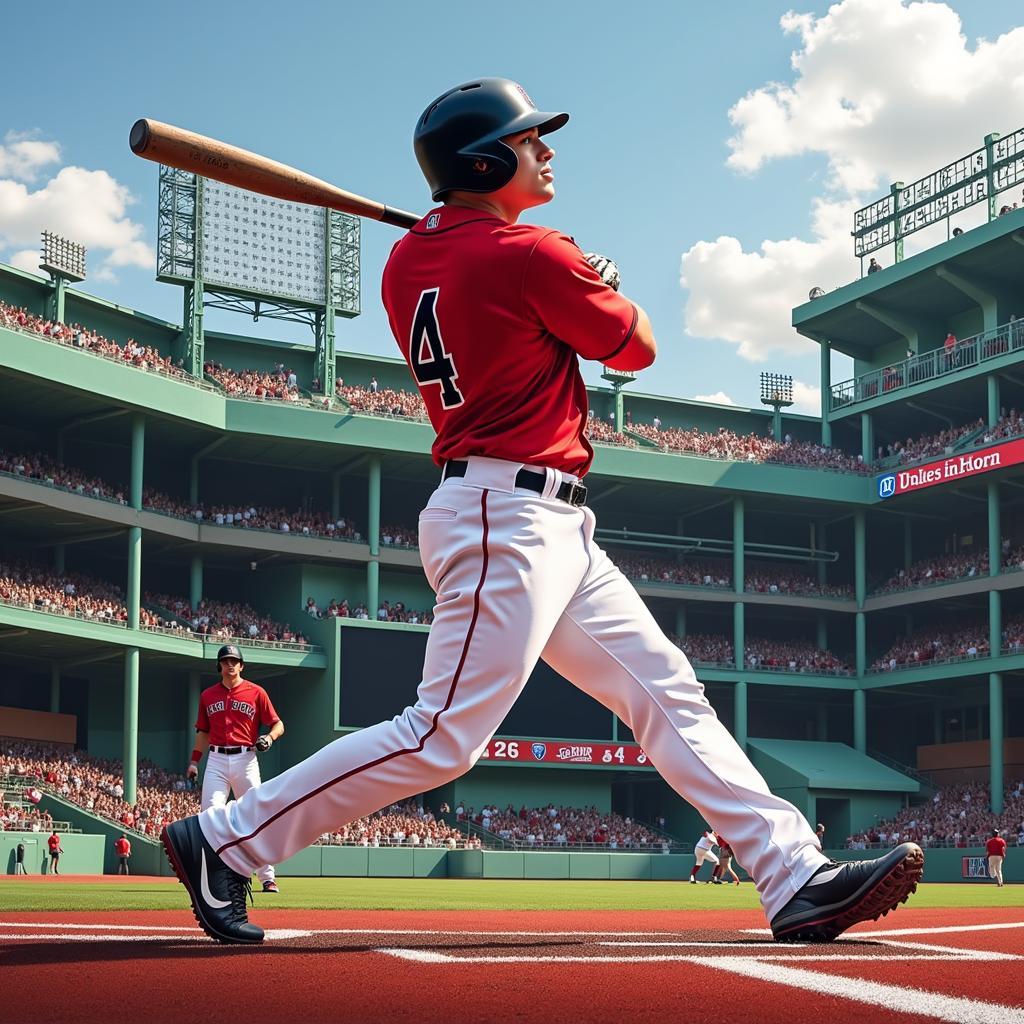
xmin=414 ymin=78 xmax=568 ymax=201
xmin=216 ymin=643 xmax=244 ymax=667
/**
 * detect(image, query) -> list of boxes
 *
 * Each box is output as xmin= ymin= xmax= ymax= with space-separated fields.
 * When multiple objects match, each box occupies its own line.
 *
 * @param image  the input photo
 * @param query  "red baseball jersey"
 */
xmin=115 ymin=837 xmax=131 ymax=856
xmin=195 ymin=679 xmax=279 ymax=746
xmin=381 ymin=206 xmax=638 ymax=477
xmin=48 ymin=834 xmax=61 ymax=853
xmin=986 ymin=836 xmax=1007 ymax=857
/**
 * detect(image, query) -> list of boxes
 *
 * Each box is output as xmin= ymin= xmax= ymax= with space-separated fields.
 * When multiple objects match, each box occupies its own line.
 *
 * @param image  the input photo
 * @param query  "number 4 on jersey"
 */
xmin=410 ymin=288 xmax=464 ymax=410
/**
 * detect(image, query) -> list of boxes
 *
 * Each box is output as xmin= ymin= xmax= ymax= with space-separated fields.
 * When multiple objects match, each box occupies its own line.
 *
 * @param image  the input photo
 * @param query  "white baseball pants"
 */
xmin=988 ymin=855 xmax=1004 ymax=885
xmin=199 ymin=456 xmax=826 ymax=920
xmin=694 ymin=847 xmax=720 ymax=867
xmin=202 ymin=750 xmax=275 ymax=885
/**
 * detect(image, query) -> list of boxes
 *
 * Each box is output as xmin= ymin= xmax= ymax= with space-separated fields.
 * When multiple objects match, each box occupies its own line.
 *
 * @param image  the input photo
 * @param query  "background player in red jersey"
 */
xmin=188 ymin=644 xmax=284 ymax=893
xmin=114 ymin=834 xmax=131 ymax=875
xmin=712 ymin=833 xmax=741 ymax=885
xmin=986 ymin=829 xmax=1007 ymax=886
xmin=163 ymin=78 xmax=922 ymax=946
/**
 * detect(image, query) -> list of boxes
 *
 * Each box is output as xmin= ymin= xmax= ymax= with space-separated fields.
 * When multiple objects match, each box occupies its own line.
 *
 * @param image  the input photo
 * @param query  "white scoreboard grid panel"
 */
xmin=200 ymin=179 xmax=327 ymax=304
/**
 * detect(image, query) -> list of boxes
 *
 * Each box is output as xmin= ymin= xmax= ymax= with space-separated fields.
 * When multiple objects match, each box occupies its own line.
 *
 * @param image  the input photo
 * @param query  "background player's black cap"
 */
xmin=216 ymin=643 xmax=244 ymax=666
xmin=414 ymin=78 xmax=568 ymax=201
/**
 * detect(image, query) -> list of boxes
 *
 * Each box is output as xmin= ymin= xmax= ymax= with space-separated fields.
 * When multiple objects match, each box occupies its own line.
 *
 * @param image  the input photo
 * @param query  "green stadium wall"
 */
xmin=1 ymin=830 xmax=106 ymax=875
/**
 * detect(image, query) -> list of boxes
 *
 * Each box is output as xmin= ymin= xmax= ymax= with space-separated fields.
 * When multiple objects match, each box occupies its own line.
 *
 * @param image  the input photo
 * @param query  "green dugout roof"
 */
xmin=747 ymin=739 xmax=920 ymax=793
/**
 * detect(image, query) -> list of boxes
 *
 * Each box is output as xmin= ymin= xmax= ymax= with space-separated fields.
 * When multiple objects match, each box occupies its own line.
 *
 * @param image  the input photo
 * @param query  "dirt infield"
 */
xmin=1 ymin=906 xmax=1022 ymax=1023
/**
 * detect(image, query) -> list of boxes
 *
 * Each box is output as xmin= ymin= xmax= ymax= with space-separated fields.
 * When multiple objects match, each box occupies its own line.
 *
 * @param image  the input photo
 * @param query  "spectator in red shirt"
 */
xmin=986 ymin=829 xmax=1007 ymax=887
xmin=47 ymin=831 xmax=62 ymax=875
xmin=114 ymin=834 xmax=131 ymax=875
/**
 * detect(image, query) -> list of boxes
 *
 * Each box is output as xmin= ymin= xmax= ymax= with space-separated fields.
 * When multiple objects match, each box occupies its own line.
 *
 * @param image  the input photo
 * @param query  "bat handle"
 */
xmin=380 ymin=206 xmax=421 ymax=229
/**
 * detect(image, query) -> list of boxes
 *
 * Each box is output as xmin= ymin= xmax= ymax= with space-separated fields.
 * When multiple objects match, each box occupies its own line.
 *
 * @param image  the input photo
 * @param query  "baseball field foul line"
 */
xmin=689 ymin=956 xmax=1024 ymax=1024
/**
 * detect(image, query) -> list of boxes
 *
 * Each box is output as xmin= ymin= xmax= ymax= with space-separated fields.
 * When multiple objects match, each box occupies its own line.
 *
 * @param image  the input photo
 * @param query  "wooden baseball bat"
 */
xmin=129 ymin=118 xmax=421 ymax=229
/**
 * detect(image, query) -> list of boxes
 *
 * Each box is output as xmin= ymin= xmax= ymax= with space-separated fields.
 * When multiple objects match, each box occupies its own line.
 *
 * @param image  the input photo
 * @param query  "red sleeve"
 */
xmin=258 ymin=688 xmax=280 ymax=727
xmin=522 ymin=231 xmax=638 ymax=363
xmin=195 ymin=694 xmax=210 ymax=733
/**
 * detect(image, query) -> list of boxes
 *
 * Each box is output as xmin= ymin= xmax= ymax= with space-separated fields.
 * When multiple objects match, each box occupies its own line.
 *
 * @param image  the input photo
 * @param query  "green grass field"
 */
xmin=0 ymin=878 xmax=1019 ymax=913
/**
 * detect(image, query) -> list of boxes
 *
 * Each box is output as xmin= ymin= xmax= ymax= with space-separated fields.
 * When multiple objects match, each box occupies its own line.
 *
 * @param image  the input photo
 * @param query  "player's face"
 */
xmin=219 ymin=657 xmax=242 ymax=682
xmin=498 ymin=127 xmax=555 ymax=210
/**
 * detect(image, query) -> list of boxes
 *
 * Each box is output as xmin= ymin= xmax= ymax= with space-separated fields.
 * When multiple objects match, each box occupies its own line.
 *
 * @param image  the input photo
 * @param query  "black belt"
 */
xmin=443 ymin=461 xmax=587 ymax=507
xmin=210 ymin=745 xmax=254 ymax=754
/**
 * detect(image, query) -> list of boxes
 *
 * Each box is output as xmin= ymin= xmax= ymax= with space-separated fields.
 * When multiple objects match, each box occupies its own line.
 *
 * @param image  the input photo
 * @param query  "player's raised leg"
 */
xmin=166 ymin=471 xmax=591 ymax=940
xmin=541 ymin=528 xmax=923 ymax=939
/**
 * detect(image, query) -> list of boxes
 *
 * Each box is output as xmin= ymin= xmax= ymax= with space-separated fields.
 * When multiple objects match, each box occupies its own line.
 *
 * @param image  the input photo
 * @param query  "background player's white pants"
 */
xmin=694 ymin=848 xmax=720 ymax=867
xmin=988 ymin=855 xmax=1004 ymax=884
xmin=199 ymin=457 xmax=826 ymax=920
xmin=202 ymin=750 xmax=275 ymax=885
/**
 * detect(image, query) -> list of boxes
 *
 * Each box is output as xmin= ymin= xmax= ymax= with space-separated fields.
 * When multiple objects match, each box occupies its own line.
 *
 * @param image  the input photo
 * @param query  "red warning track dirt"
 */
xmin=0 ymin=907 xmax=1021 ymax=1024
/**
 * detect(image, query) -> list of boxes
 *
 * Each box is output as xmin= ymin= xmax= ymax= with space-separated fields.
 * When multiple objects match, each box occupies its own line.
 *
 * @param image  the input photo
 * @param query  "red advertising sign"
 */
xmin=480 ymin=737 xmax=650 ymax=767
xmin=877 ymin=437 xmax=1024 ymax=499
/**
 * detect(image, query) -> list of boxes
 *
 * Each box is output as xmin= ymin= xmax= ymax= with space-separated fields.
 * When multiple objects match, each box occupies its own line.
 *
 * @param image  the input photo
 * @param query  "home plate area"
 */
xmin=2 ymin=910 xmax=1022 ymax=1023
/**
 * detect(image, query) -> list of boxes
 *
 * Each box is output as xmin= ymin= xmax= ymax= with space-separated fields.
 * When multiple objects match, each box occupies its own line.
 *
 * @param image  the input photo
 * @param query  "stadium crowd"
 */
xmin=0 ymin=301 xmax=187 ymax=380
xmin=871 ymin=614 xmax=1024 ymax=672
xmin=457 ymin=802 xmax=667 ymax=849
xmin=381 ymin=525 xmax=418 ymax=548
xmin=147 ymin=593 xmax=309 ymax=645
xmin=669 ymin=633 xmax=852 ymax=674
xmin=317 ymin=799 xmax=471 ymax=848
xmin=0 ymin=742 xmax=199 ymax=838
xmin=0 ymin=445 xmax=367 ymax=542
xmin=204 ymin=361 xmax=301 ymax=401
xmin=337 ymin=382 xmax=429 ymax=421
xmin=609 ymin=554 xmax=851 ymax=597
xmin=585 ymin=413 xmax=639 ymax=447
xmin=628 ymin=422 xmax=869 ymax=473
xmin=1 ymin=800 xmax=56 ymax=832
xmin=847 ymin=779 xmax=1024 ymax=849
xmin=303 ymin=596 xmax=433 ymax=625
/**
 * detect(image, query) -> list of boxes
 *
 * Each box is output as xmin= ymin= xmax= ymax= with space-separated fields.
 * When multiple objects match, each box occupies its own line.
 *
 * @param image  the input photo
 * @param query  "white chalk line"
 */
xmin=742 ymin=921 xmax=1024 ymax=938
xmin=374 ymin=949 xmax=997 ymax=964
xmin=690 ymin=956 xmax=1024 ymax=1024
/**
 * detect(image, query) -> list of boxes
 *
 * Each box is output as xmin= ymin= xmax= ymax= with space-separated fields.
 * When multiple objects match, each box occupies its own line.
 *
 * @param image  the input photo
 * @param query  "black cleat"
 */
xmin=771 ymin=842 xmax=924 ymax=943
xmin=161 ymin=817 xmax=264 ymax=945
xmin=262 ymin=880 xmax=280 ymax=894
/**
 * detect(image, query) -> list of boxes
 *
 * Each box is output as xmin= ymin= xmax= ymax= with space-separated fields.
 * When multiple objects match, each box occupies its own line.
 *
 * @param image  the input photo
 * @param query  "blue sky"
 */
xmin=3 ymin=0 xmax=1023 ymax=413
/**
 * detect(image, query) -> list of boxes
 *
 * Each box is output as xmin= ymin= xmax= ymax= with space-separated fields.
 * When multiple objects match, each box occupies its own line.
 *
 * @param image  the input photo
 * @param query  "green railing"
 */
xmin=831 ymin=318 xmax=1024 ymax=411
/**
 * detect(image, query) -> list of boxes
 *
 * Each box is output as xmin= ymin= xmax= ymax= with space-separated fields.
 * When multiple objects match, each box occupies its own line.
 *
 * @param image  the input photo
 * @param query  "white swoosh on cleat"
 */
xmin=200 ymin=849 xmax=231 ymax=910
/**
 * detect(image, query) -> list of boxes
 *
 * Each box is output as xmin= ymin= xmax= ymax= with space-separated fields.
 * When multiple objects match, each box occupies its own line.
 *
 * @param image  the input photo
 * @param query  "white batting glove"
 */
xmin=186 ymin=763 xmax=198 ymax=780
xmin=583 ymin=252 xmax=621 ymax=291
xmin=255 ymin=735 xmax=273 ymax=752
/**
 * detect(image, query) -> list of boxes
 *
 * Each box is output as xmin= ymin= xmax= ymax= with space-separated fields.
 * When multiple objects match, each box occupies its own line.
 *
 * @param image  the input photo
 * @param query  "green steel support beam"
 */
xmin=855 ymin=612 xmax=866 ymax=679
xmin=990 ymin=673 xmax=1004 ymax=815
xmin=368 ymin=457 xmax=381 ymax=615
xmin=855 ymin=300 xmax=920 ymax=352
xmin=861 ymin=412 xmax=874 ymax=465
xmin=820 ymin=339 xmax=832 ymax=447
xmin=772 ymin=406 xmax=782 ymax=443
xmin=936 ymin=265 xmax=998 ymax=333
xmin=988 ymin=480 xmax=1001 ymax=579
xmin=129 ymin=414 xmax=145 ymax=510
xmin=48 ymin=276 xmax=68 ymax=324
xmin=182 ymin=279 xmax=205 ymax=378
xmin=733 ymin=602 xmax=744 ymax=672
xmin=987 ymin=374 xmax=1001 ymax=428
xmin=733 ymin=497 xmax=744 ymax=596
xmin=854 ymin=510 xmax=866 ymax=607
xmin=50 ymin=662 xmax=60 ymax=713
xmin=614 ymin=385 xmax=624 ymax=434
xmin=123 ymin=647 xmax=139 ymax=805
xmin=990 ymin=589 xmax=1002 ymax=661
xmin=127 ymin=527 xmax=141 ymax=630
xmin=675 ymin=605 xmax=686 ymax=639
xmin=187 ymin=671 xmax=201 ymax=762
xmin=734 ymin=680 xmax=748 ymax=751
xmin=853 ymin=689 xmax=867 ymax=753
xmin=190 ymin=555 xmax=203 ymax=609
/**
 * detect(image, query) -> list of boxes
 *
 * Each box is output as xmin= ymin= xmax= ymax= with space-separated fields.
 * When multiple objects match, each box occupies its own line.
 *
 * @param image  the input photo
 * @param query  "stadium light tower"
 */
xmin=601 ymin=365 xmax=637 ymax=434
xmin=760 ymin=372 xmax=794 ymax=443
xmin=40 ymin=230 xmax=87 ymax=324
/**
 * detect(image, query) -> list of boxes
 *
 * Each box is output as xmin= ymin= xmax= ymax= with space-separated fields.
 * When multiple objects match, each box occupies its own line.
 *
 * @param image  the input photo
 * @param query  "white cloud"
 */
xmin=0 ymin=131 xmax=60 ymax=183
xmin=0 ymin=138 xmax=153 ymax=282
xmin=791 ymin=379 xmax=822 ymax=416
xmin=681 ymin=0 xmax=1024 ymax=364
xmin=692 ymin=390 xmax=736 ymax=406
xmin=8 ymin=249 xmax=42 ymax=275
